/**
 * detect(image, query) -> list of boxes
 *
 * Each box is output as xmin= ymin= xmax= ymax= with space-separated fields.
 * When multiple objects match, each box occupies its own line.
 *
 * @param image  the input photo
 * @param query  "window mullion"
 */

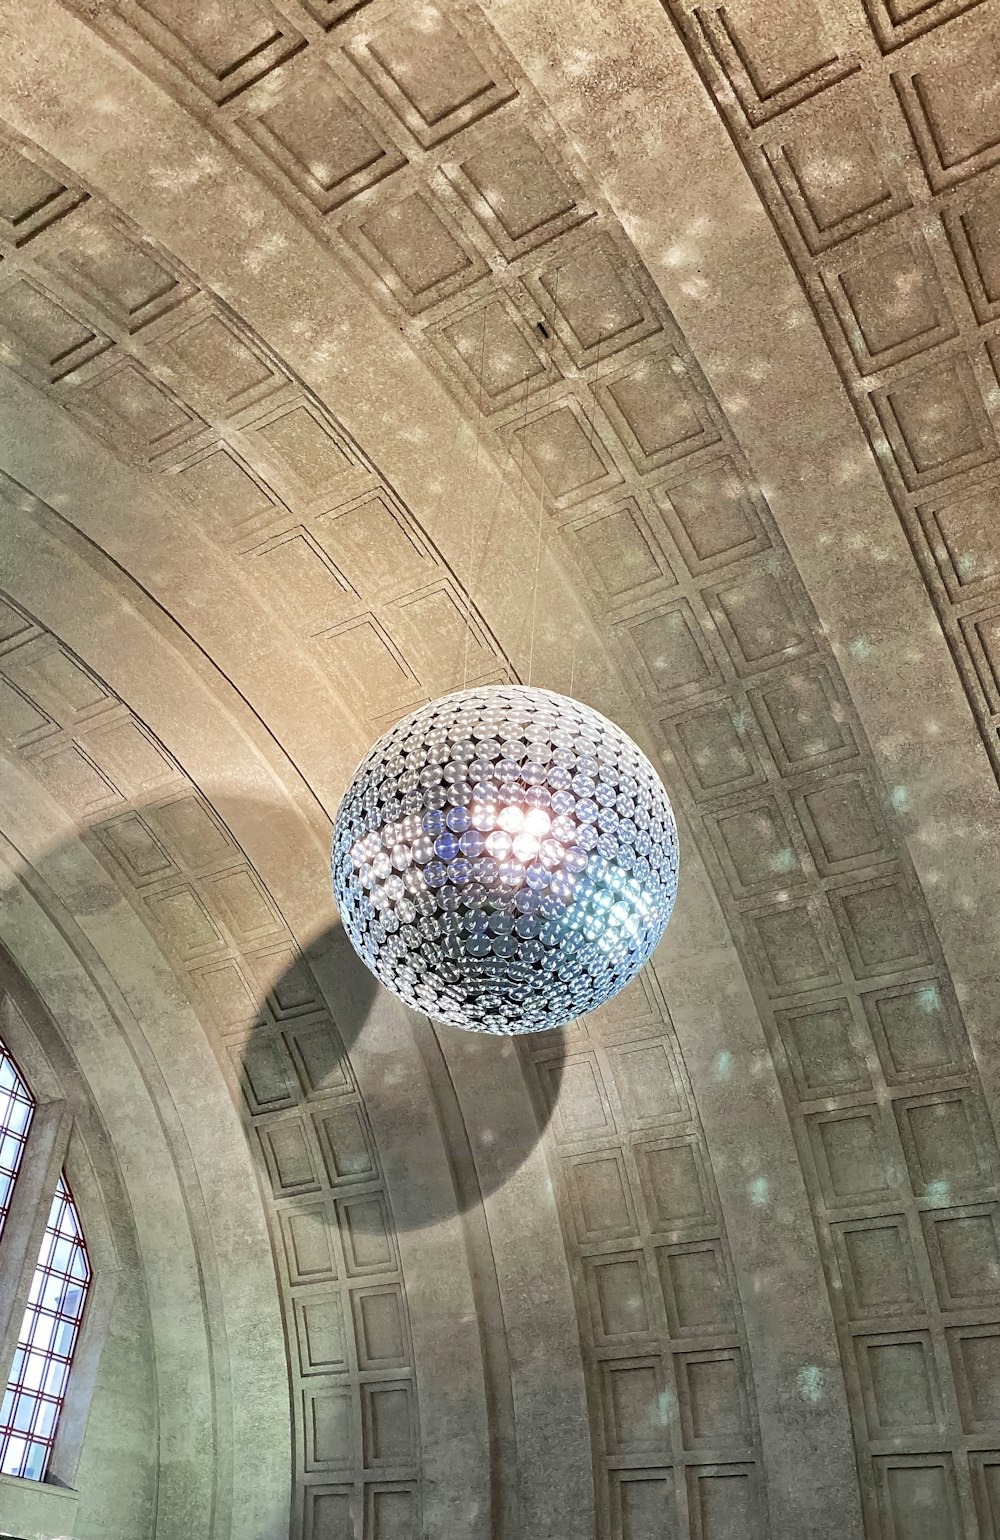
xmin=0 ymin=1101 xmax=70 ymax=1393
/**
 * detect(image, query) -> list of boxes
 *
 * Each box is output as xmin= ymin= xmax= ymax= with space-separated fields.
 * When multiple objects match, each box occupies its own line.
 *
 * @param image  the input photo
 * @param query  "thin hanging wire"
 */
xmin=461 ymin=304 xmax=488 ymax=691
xmin=526 ymin=265 xmax=560 ymax=689
xmin=462 ymin=310 xmax=533 ymax=692
xmin=564 ymin=318 xmax=607 ymax=703
xmin=511 ymin=357 xmax=533 ymax=648
xmin=525 ymin=443 xmax=546 ymax=689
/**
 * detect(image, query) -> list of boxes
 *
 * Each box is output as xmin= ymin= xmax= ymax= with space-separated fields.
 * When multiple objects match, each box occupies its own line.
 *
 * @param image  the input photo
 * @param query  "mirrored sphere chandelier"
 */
xmin=331 ymin=686 xmax=679 ymax=1034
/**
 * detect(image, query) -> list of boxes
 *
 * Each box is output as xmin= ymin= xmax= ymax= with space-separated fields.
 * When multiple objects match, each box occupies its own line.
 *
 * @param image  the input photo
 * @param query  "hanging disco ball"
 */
xmin=331 ymin=686 xmax=678 ymax=1034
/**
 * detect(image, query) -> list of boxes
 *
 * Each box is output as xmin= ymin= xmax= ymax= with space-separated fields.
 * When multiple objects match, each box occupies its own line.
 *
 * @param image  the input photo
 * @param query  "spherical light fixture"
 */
xmin=331 ymin=686 xmax=678 ymax=1034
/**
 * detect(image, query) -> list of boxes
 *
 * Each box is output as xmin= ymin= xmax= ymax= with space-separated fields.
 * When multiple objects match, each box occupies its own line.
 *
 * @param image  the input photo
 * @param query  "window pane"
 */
xmin=20 ymin=1351 xmax=46 ymax=1392
xmin=1 ymin=1436 xmax=26 ymax=1477
xmin=34 ymin=1399 xmax=58 ymax=1441
xmin=37 ymin=1274 xmax=65 ymax=1312
xmin=52 ymin=1320 xmax=76 ymax=1360
xmin=0 ymin=1172 xmax=91 ymax=1483
xmin=0 ymin=1131 xmax=24 ymax=1177
xmin=49 ymin=1236 xmax=72 ymax=1273
xmin=5 ymin=1097 xmax=31 ymax=1138
xmin=43 ymin=1359 xmax=70 ymax=1401
xmin=61 ymin=1284 xmax=85 ymax=1316
xmin=22 ymin=1441 xmax=46 ymax=1481
xmin=27 ymin=1312 xmax=58 ymax=1355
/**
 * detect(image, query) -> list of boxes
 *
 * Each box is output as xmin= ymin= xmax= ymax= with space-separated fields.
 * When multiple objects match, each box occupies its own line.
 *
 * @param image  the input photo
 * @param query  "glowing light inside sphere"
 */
xmin=331 ymin=686 xmax=679 ymax=1034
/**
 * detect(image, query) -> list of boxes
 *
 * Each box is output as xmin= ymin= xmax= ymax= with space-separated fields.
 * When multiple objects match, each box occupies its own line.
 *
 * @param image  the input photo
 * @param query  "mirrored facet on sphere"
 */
xmin=331 ymin=687 xmax=679 ymax=1034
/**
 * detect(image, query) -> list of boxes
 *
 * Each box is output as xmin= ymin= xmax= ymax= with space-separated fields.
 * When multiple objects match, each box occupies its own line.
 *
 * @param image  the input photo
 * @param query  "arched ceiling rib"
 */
xmin=0 ymin=937 xmax=157 ymax=1540
xmin=0 ymin=769 xmax=288 ymax=1540
xmin=0 ymin=494 xmax=600 ymax=1537
xmin=482 ymin=0 xmax=1000 ymax=1103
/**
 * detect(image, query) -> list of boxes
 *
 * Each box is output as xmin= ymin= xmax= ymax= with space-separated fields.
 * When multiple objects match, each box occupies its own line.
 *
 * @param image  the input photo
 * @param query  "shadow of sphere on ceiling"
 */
xmin=245 ymin=916 xmax=566 ymax=1236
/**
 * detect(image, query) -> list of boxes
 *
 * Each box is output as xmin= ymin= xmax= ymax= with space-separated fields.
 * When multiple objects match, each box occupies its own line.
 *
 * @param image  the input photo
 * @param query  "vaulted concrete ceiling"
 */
xmin=0 ymin=2 xmax=999 ymax=1539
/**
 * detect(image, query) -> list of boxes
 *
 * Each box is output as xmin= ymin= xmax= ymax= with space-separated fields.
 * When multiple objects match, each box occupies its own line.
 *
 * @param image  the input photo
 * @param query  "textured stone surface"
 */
xmin=0 ymin=1 xmax=996 ymax=1538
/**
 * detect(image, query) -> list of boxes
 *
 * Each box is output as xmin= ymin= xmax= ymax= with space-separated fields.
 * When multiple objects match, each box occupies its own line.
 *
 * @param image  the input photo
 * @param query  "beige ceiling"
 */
xmin=0 ymin=1 xmax=999 ymax=1538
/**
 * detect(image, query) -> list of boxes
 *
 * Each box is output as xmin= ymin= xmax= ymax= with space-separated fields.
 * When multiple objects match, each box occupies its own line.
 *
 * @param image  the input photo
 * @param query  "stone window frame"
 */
xmin=0 ymin=987 xmax=119 ymax=1496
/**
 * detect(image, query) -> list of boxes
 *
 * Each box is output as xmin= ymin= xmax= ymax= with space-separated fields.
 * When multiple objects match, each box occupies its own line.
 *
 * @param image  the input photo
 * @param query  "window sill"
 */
xmin=0 ymin=1470 xmax=78 ymax=1538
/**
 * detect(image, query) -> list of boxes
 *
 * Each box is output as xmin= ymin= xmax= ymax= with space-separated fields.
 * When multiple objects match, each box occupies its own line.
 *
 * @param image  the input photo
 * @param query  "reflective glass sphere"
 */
xmin=331 ymin=686 xmax=679 ymax=1034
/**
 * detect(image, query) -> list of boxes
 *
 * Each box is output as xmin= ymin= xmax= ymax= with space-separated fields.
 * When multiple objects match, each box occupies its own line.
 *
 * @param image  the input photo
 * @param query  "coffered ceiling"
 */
xmin=0 ymin=2 xmax=999 ymax=1539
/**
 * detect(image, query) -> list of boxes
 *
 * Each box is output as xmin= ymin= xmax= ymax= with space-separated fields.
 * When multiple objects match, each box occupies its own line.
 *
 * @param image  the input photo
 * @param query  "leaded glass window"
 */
xmin=0 ymin=1035 xmax=92 ymax=1483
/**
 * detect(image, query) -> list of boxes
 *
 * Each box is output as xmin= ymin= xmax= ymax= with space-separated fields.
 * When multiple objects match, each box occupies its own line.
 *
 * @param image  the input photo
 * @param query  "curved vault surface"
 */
xmin=0 ymin=2 xmax=998 ymax=1539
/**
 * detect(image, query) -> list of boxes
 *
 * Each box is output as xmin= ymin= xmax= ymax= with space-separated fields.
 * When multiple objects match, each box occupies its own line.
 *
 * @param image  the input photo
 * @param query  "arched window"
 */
xmin=0 ymin=1036 xmax=91 ymax=1483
